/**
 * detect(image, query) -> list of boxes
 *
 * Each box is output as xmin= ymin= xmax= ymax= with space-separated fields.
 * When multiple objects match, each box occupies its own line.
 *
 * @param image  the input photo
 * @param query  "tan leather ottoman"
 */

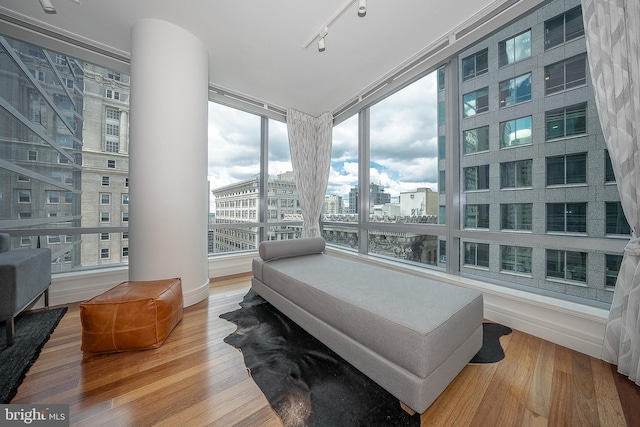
xmin=80 ymin=277 xmax=183 ymax=353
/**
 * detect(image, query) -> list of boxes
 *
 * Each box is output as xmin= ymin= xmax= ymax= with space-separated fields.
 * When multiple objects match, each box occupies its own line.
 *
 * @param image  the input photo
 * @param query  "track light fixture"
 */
xmin=303 ymin=1 xmax=367 ymax=53
xmin=39 ymin=0 xmax=57 ymax=14
xmin=358 ymin=0 xmax=367 ymax=17
xmin=317 ymin=27 xmax=328 ymax=52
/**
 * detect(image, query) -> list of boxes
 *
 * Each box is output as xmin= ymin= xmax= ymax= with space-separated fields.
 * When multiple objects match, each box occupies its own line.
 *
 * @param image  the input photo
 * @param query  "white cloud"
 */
xmin=326 ymin=72 xmax=439 ymax=200
xmin=208 ymin=70 xmax=440 ymax=211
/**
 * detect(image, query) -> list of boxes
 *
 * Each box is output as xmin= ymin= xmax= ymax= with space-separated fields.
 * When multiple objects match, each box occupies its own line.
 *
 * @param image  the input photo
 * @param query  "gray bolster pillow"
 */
xmin=259 ymin=237 xmax=326 ymax=261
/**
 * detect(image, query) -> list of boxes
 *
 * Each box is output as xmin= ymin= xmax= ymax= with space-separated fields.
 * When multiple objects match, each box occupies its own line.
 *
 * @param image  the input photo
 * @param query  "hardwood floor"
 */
xmin=10 ymin=273 xmax=640 ymax=426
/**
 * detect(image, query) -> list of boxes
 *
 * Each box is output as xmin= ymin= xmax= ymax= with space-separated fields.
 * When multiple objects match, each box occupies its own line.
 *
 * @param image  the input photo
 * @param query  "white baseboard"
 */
xmin=209 ymin=252 xmax=254 ymax=278
xmin=49 ymin=266 xmax=129 ymax=307
xmin=481 ymin=289 xmax=606 ymax=358
xmin=45 ymin=255 xmax=256 ymax=307
xmin=183 ymin=278 xmax=211 ymax=307
xmin=44 ymin=249 xmax=609 ymax=359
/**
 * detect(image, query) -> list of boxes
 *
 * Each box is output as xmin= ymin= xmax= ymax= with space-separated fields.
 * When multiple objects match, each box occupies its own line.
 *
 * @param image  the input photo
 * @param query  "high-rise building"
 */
xmin=370 ymin=183 xmax=391 ymax=206
xmin=0 ymin=35 xmax=131 ymax=270
xmin=324 ymin=194 xmax=343 ymax=214
xmin=211 ymin=172 xmax=302 ymax=253
xmin=436 ymin=0 xmax=624 ymax=303
xmin=400 ymin=188 xmax=437 ymax=217
xmin=347 ymin=185 xmax=358 ymax=214
xmin=81 ymin=64 xmax=130 ymax=267
xmin=0 ymin=35 xmax=83 ymax=270
xmin=347 ymin=183 xmax=391 ymax=214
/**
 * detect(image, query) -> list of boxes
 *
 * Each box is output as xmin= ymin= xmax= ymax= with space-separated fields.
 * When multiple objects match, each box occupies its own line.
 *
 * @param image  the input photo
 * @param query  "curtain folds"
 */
xmin=287 ymin=109 xmax=333 ymax=237
xmin=582 ymin=0 xmax=640 ymax=383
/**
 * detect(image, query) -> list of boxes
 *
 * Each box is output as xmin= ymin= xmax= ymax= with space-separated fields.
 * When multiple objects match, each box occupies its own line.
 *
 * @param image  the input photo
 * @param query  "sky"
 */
xmin=207 ymin=71 xmax=438 ymax=211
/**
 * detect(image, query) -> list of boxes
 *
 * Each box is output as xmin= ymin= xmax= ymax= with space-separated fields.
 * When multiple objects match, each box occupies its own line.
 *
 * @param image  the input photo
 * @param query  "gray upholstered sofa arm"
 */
xmin=0 ymin=233 xmax=52 ymax=346
xmin=0 ymin=233 xmax=10 ymax=253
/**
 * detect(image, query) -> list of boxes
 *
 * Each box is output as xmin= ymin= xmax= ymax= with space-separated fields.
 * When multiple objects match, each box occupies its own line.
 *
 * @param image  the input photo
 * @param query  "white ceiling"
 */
xmin=1 ymin=0 xmax=516 ymax=117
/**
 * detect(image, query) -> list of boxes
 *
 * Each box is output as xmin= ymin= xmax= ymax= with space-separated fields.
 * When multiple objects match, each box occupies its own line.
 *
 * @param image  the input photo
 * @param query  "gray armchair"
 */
xmin=0 ymin=233 xmax=52 ymax=346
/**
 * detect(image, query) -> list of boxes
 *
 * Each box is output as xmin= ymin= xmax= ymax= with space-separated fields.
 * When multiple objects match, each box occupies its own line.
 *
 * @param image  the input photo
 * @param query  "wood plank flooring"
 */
xmin=10 ymin=273 xmax=640 ymax=426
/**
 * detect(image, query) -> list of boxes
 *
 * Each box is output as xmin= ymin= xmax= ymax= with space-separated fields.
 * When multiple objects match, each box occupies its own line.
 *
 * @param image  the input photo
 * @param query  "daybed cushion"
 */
xmin=253 ymin=253 xmax=483 ymax=381
xmin=258 ymin=236 xmax=325 ymax=261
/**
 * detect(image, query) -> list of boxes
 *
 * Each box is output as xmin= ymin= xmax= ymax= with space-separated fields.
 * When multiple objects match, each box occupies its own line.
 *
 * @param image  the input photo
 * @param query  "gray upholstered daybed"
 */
xmin=251 ymin=237 xmax=483 ymax=414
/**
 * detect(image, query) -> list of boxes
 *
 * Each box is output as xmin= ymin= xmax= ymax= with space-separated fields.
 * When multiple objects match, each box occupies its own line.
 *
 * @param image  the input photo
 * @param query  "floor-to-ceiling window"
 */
xmin=319 ymin=0 xmax=624 ymax=307
xmin=266 ymin=119 xmax=301 ymax=240
xmin=452 ymin=0 xmax=625 ymax=306
xmin=0 ymin=0 xmax=626 ymax=309
xmin=366 ymin=73 xmax=442 ymax=266
xmin=207 ymin=103 xmax=303 ymax=254
xmin=0 ymin=34 xmax=130 ymax=271
xmin=321 ymin=114 xmax=358 ymax=249
xmin=207 ymin=102 xmax=261 ymax=254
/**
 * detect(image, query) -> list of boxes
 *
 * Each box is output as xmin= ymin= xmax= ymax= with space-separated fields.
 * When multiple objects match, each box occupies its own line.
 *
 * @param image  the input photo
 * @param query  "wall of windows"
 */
xmin=0 ymin=34 xmax=130 ymax=270
xmin=321 ymin=115 xmax=359 ymax=249
xmin=365 ymin=73 xmax=439 ymax=265
xmin=207 ymin=105 xmax=305 ymax=254
xmin=1 ymin=0 xmax=626 ymax=308
xmin=208 ymin=103 xmax=262 ymax=253
xmin=316 ymin=0 xmax=624 ymax=307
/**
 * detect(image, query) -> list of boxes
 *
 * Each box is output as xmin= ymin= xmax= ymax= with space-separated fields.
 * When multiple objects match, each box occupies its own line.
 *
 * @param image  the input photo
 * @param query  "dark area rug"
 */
xmin=220 ymin=289 xmax=510 ymax=426
xmin=0 ymin=307 xmax=67 ymax=403
xmin=470 ymin=322 xmax=512 ymax=364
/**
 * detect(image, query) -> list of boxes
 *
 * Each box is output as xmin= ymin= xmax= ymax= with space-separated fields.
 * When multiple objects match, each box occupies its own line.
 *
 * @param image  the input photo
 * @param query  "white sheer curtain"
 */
xmin=582 ymin=0 xmax=640 ymax=383
xmin=287 ymin=109 xmax=333 ymax=237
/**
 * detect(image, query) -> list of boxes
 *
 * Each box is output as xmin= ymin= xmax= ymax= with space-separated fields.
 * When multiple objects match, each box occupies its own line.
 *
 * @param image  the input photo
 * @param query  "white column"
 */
xmin=128 ymin=19 xmax=209 ymax=307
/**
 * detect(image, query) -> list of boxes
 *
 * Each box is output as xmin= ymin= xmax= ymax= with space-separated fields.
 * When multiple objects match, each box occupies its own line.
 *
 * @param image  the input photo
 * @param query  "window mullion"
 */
xmin=445 ymin=59 xmax=460 ymax=274
xmin=259 ymin=116 xmax=269 ymax=243
xmin=358 ymin=108 xmax=370 ymax=255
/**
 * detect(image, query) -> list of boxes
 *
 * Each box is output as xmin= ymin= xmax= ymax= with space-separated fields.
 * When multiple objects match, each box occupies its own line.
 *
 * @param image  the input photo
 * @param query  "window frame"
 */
xmin=545 ymin=54 xmax=587 ymax=95
xmin=546 ymin=249 xmax=587 ymax=283
xmin=463 ymin=241 xmax=490 ymax=268
xmin=545 ymin=152 xmax=587 ymax=186
xmin=18 ymin=190 xmax=31 ymax=203
xmin=545 ymin=6 xmax=585 ymax=50
xmin=546 ymin=202 xmax=587 ymax=233
xmin=500 ymin=159 xmax=532 ymax=189
xmin=463 ymin=164 xmax=490 ymax=192
xmin=545 ymin=103 xmax=588 ymax=140
xmin=462 ymin=48 xmax=489 ymax=81
xmin=500 ymin=116 xmax=532 ymax=148
xmin=605 ymin=201 xmax=631 ymax=236
xmin=500 ymin=203 xmax=533 ymax=231
xmin=500 ymin=245 xmax=533 ymax=274
xmin=605 ymin=254 xmax=622 ymax=289
xmin=498 ymin=30 xmax=532 ymax=67
xmin=464 ymin=204 xmax=490 ymax=229
xmin=462 ymin=125 xmax=490 ymax=155
xmin=499 ymin=73 xmax=532 ymax=107
xmin=462 ymin=87 xmax=489 ymax=117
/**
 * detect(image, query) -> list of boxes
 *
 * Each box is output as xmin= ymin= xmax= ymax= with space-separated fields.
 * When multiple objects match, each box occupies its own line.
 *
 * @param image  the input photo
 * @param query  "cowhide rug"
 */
xmin=220 ymin=289 xmax=511 ymax=427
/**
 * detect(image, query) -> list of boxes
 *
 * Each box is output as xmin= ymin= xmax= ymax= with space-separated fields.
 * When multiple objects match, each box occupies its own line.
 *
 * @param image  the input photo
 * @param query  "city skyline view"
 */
xmin=207 ymin=72 xmax=437 ymax=213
